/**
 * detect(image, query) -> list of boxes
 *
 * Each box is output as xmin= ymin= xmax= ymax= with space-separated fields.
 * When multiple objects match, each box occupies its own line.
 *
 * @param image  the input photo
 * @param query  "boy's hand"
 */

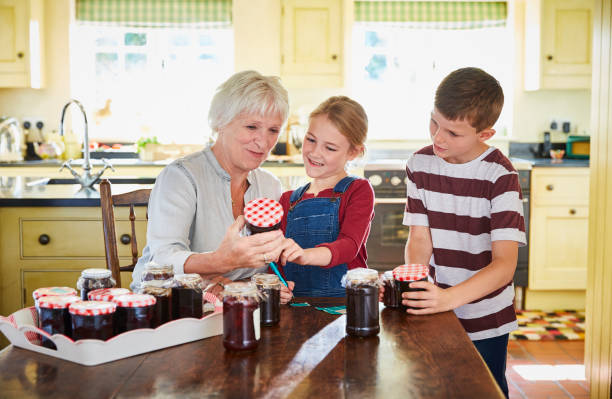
xmin=280 ymin=281 xmax=295 ymax=304
xmin=401 ymin=281 xmax=455 ymax=314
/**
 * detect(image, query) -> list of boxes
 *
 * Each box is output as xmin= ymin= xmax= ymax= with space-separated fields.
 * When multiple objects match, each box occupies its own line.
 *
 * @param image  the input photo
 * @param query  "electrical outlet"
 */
xmin=550 ymin=119 xmax=559 ymax=131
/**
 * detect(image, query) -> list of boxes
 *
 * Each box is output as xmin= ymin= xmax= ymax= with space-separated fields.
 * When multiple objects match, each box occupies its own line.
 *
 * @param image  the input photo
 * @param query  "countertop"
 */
xmin=0 ymin=158 xmax=306 ymax=168
xmin=0 ymin=299 xmax=503 ymax=398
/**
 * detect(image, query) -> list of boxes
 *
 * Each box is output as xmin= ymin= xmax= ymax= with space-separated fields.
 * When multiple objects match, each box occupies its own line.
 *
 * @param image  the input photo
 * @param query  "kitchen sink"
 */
xmin=26 ymin=177 xmax=156 ymax=186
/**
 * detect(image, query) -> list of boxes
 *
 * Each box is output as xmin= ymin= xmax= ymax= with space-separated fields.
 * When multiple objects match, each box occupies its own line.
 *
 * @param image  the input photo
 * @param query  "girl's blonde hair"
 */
xmin=310 ymin=96 xmax=368 ymax=156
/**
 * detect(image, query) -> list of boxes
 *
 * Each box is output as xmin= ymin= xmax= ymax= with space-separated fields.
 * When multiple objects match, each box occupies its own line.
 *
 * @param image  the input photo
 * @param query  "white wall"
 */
xmin=0 ymin=0 xmax=592 ymax=144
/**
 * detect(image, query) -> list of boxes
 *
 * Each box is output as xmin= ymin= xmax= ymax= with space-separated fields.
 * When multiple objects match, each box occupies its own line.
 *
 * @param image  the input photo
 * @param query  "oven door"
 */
xmin=366 ymin=199 xmax=410 ymax=271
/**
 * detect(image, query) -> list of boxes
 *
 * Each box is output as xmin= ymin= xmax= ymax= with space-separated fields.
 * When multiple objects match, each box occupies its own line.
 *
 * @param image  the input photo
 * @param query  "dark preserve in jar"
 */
xmin=37 ymin=295 xmax=80 ymax=349
xmin=345 ymin=268 xmax=380 ymax=337
xmin=251 ymin=273 xmax=281 ymax=326
xmin=243 ymin=198 xmax=284 ymax=234
xmin=393 ymin=264 xmax=429 ymax=311
xmin=223 ymin=282 xmax=260 ymax=351
xmin=140 ymin=281 xmax=172 ymax=328
xmin=112 ymin=294 xmax=156 ymax=333
xmin=172 ymin=274 xmax=203 ymax=320
xmin=69 ymin=301 xmax=117 ymax=341
xmin=381 ymin=271 xmax=401 ymax=308
xmin=32 ymin=287 xmax=77 ymax=307
xmin=76 ymin=268 xmax=116 ymax=301
xmin=141 ymin=262 xmax=175 ymax=282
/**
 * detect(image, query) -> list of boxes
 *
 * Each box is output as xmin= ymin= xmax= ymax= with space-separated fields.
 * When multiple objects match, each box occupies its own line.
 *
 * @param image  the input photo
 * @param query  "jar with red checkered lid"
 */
xmin=87 ymin=288 xmax=131 ymax=302
xmin=76 ymin=268 xmax=116 ymax=301
xmin=32 ymin=287 xmax=78 ymax=307
xmin=392 ymin=264 xmax=429 ymax=311
xmin=243 ymin=198 xmax=284 ymax=234
xmin=344 ymin=268 xmax=380 ymax=337
xmin=69 ymin=300 xmax=117 ymax=341
xmin=112 ymin=294 xmax=156 ymax=333
xmin=37 ymin=295 xmax=80 ymax=348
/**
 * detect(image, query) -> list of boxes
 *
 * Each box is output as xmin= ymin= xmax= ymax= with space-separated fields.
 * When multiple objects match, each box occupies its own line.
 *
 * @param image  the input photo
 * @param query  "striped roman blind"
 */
xmin=75 ymin=0 xmax=232 ymax=28
xmin=354 ymin=1 xmax=507 ymax=29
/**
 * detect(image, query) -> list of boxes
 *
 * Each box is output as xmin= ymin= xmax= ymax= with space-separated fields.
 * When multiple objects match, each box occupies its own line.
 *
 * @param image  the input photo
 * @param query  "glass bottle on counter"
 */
xmin=37 ymin=295 xmax=80 ymax=348
xmin=223 ymin=282 xmax=260 ymax=351
xmin=69 ymin=300 xmax=117 ymax=341
xmin=172 ymin=274 xmax=203 ymax=320
xmin=251 ymin=273 xmax=281 ymax=326
xmin=76 ymin=268 xmax=116 ymax=301
xmin=345 ymin=268 xmax=380 ymax=337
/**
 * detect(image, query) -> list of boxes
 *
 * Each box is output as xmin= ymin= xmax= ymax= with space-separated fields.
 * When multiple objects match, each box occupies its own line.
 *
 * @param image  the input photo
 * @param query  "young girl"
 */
xmin=278 ymin=96 xmax=374 ymax=297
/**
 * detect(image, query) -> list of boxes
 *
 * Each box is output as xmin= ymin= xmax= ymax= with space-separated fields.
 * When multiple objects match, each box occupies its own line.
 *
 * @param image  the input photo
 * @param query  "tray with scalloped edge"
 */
xmin=0 ymin=306 xmax=229 ymax=366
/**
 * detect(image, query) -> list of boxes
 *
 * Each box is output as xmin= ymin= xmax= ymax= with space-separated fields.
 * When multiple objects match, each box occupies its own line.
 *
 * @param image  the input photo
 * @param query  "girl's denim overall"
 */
xmin=283 ymin=176 xmax=357 ymax=297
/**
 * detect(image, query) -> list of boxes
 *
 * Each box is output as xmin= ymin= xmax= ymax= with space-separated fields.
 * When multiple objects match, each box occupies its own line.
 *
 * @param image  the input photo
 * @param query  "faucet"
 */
xmin=58 ymin=99 xmax=114 ymax=188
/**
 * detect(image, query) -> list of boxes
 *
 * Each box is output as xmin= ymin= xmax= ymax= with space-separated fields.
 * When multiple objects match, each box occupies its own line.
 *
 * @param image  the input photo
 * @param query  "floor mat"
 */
xmin=510 ymin=310 xmax=585 ymax=341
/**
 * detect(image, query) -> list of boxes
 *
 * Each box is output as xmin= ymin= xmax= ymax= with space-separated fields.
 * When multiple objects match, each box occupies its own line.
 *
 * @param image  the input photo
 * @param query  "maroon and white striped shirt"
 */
xmin=404 ymin=145 xmax=526 ymax=341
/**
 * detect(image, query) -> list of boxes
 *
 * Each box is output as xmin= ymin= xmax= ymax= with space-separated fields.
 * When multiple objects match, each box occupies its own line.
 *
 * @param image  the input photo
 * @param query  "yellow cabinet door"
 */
xmin=529 ymin=205 xmax=588 ymax=289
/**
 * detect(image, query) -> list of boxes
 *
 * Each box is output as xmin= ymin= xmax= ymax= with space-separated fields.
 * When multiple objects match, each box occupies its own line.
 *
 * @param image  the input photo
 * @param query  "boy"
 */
xmin=402 ymin=67 xmax=525 ymax=397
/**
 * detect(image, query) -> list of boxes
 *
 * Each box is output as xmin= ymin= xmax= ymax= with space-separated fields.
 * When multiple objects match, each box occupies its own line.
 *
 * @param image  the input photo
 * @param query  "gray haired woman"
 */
xmin=132 ymin=71 xmax=291 ymax=294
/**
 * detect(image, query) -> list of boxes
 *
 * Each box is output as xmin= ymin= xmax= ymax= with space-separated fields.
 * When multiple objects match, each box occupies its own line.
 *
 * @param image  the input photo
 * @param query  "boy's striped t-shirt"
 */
xmin=403 ymin=145 xmax=526 ymax=341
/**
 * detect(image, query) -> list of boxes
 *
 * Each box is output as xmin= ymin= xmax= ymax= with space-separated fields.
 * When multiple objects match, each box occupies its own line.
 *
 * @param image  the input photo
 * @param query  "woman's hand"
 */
xmin=401 ymin=281 xmax=454 ymax=315
xmin=280 ymin=281 xmax=295 ymax=304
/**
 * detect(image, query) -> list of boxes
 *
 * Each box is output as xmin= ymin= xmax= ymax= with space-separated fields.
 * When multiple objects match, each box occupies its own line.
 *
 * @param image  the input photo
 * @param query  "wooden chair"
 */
xmin=100 ymin=179 xmax=151 ymax=288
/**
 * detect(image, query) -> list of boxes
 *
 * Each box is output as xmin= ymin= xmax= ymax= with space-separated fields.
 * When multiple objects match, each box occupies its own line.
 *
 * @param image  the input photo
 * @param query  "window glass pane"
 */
xmin=95 ymin=53 xmax=119 ymax=77
xmin=125 ymin=53 xmax=147 ymax=73
xmin=124 ymin=33 xmax=147 ymax=46
xmin=96 ymin=35 xmax=118 ymax=47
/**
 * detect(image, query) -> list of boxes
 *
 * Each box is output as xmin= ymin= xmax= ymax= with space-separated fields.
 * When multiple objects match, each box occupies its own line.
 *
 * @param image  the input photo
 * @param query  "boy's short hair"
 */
xmin=434 ymin=67 xmax=504 ymax=132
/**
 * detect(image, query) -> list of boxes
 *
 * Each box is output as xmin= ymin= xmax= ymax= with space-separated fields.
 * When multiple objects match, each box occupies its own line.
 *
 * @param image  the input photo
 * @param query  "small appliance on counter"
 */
xmin=0 ymin=117 xmax=24 ymax=162
xmin=566 ymin=135 xmax=590 ymax=159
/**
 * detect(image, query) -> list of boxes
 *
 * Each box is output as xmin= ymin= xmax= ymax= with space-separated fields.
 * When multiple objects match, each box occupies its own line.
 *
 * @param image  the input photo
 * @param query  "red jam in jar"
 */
xmin=32 ymin=287 xmax=77 ymax=307
xmin=37 ymin=295 xmax=80 ymax=349
xmin=87 ymin=288 xmax=131 ymax=302
xmin=243 ymin=198 xmax=284 ymax=234
xmin=345 ymin=268 xmax=380 ymax=337
xmin=112 ymin=294 xmax=156 ymax=333
xmin=223 ymin=282 xmax=260 ymax=351
xmin=251 ymin=273 xmax=281 ymax=326
xmin=76 ymin=268 xmax=116 ymax=301
xmin=69 ymin=301 xmax=117 ymax=341
xmin=139 ymin=281 xmax=172 ymax=328
xmin=393 ymin=264 xmax=429 ymax=311
xmin=381 ymin=271 xmax=401 ymax=308
xmin=171 ymin=274 xmax=203 ymax=320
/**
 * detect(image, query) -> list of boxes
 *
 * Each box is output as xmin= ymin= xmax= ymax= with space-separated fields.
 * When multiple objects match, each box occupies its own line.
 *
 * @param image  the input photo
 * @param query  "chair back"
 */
xmin=100 ymin=179 xmax=151 ymax=287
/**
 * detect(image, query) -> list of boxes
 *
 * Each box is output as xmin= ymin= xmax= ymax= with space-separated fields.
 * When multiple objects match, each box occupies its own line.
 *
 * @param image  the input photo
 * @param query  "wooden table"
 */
xmin=0 ymin=298 xmax=503 ymax=398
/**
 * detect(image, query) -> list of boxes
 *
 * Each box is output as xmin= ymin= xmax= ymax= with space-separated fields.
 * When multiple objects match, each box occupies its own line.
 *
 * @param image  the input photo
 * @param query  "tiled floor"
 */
xmin=507 ymin=340 xmax=589 ymax=399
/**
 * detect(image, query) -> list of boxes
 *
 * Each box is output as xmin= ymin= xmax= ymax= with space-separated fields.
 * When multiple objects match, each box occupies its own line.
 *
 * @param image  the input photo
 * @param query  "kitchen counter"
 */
xmin=510 ymin=157 xmax=589 ymax=168
xmin=0 ymin=299 xmax=503 ymax=398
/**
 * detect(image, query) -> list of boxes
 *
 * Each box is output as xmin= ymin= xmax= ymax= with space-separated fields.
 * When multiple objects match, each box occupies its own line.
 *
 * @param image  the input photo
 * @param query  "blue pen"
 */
xmin=268 ymin=261 xmax=289 ymax=288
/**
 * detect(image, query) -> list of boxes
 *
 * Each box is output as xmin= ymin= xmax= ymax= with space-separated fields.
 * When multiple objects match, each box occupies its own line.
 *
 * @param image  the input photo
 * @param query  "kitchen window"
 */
xmin=70 ymin=0 xmax=234 ymax=144
xmin=351 ymin=1 xmax=514 ymax=141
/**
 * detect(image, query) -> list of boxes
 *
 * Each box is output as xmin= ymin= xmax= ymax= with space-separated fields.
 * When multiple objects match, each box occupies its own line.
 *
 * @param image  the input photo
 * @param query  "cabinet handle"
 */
xmin=546 ymin=54 xmax=553 ymax=61
xmin=546 ymin=184 xmax=554 ymax=191
xmin=120 ymin=234 xmax=131 ymax=245
xmin=17 ymin=52 xmax=24 ymax=59
xmin=569 ymin=208 xmax=577 ymax=215
xmin=331 ymin=54 xmax=338 ymax=60
xmin=38 ymin=234 xmax=50 ymax=245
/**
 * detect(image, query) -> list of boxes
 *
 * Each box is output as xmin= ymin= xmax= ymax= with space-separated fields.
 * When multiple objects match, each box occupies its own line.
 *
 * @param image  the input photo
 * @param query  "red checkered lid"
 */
xmin=32 ymin=287 xmax=77 ymax=300
xmin=69 ymin=300 xmax=117 ymax=316
xmin=38 ymin=295 xmax=80 ymax=309
xmin=88 ymin=288 xmax=131 ymax=302
xmin=244 ymin=198 xmax=283 ymax=228
xmin=393 ymin=264 xmax=429 ymax=282
xmin=112 ymin=293 xmax=156 ymax=308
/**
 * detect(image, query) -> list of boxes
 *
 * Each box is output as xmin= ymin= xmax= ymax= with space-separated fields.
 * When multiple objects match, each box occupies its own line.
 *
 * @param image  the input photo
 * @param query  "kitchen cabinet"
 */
xmin=0 ymin=0 xmax=45 ymax=88
xmin=280 ymin=0 xmax=343 ymax=88
xmin=528 ymin=167 xmax=589 ymax=290
xmin=524 ymin=0 xmax=593 ymax=90
xmin=0 ymin=206 xmax=146 ymax=317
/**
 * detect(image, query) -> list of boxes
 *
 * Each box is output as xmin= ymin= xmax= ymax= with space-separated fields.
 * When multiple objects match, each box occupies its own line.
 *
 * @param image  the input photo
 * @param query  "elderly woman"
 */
xmin=132 ymin=71 xmax=293 ymax=300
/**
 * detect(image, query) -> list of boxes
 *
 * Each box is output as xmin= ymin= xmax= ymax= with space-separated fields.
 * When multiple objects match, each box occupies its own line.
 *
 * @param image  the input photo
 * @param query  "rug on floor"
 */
xmin=510 ymin=310 xmax=585 ymax=341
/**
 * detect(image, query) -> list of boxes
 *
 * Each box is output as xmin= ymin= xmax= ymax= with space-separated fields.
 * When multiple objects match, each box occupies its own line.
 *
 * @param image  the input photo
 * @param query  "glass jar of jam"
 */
xmin=223 ymin=282 xmax=260 ymax=351
xmin=140 ymin=262 xmax=175 ymax=282
xmin=87 ymin=288 xmax=131 ymax=302
xmin=172 ymin=274 xmax=203 ymax=320
xmin=381 ymin=271 xmax=401 ymax=308
xmin=76 ymin=268 xmax=116 ymax=301
xmin=139 ymin=281 xmax=172 ymax=328
xmin=393 ymin=264 xmax=429 ymax=311
xmin=251 ymin=273 xmax=281 ymax=326
xmin=37 ymin=295 xmax=80 ymax=349
xmin=32 ymin=287 xmax=78 ymax=307
xmin=112 ymin=293 xmax=156 ymax=333
xmin=69 ymin=300 xmax=116 ymax=341
xmin=345 ymin=268 xmax=380 ymax=338
xmin=244 ymin=198 xmax=284 ymax=234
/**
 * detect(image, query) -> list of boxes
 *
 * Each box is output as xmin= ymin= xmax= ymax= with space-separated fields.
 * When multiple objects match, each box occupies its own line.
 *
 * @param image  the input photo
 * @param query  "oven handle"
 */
xmin=375 ymin=198 xmax=407 ymax=204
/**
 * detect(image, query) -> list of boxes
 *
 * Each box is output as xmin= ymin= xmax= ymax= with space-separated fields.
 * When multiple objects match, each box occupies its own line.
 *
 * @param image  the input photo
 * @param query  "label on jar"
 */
xmin=254 ymin=307 xmax=261 ymax=340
